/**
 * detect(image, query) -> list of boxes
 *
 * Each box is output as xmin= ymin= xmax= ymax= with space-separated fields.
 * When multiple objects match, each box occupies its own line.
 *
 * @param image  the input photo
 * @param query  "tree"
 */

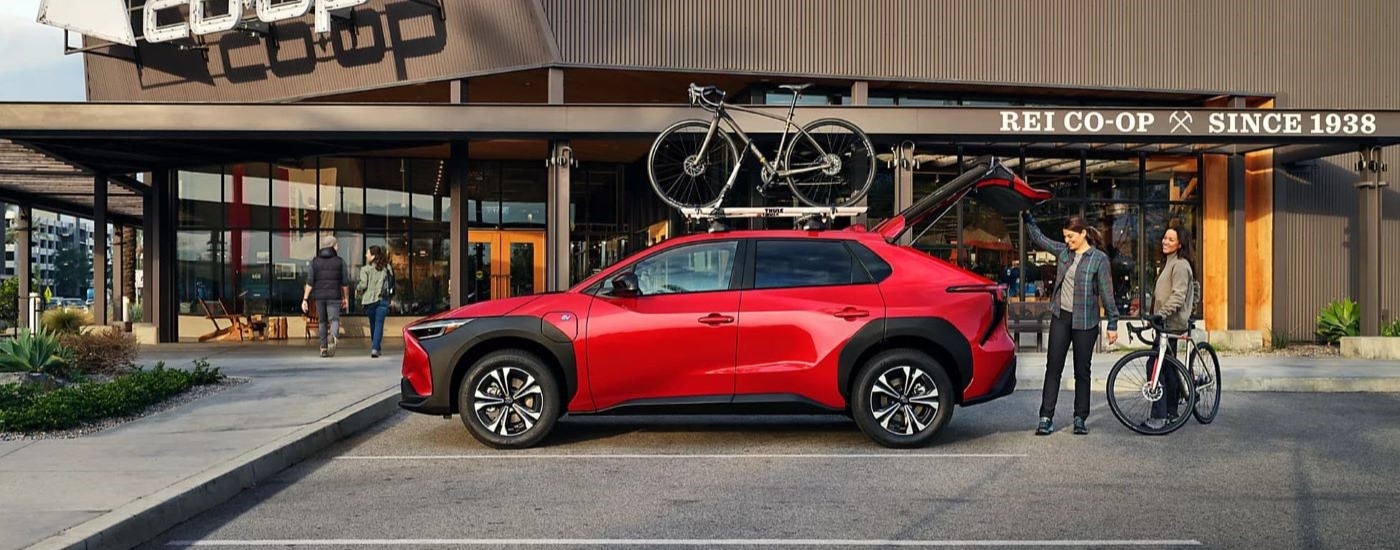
xmin=52 ymin=242 xmax=92 ymax=298
xmin=0 ymin=275 xmax=42 ymax=331
xmin=122 ymin=227 xmax=138 ymax=320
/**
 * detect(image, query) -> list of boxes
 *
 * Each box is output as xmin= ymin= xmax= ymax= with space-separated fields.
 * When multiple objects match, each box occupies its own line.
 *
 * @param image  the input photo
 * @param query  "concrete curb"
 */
xmin=28 ymin=388 xmax=402 ymax=550
xmin=1015 ymin=378 xmax=1400 ymax=393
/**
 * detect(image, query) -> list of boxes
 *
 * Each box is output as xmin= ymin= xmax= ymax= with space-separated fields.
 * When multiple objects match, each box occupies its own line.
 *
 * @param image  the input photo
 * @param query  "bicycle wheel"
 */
xmin=783 ymin=118 xmax=875 ymax=208
xmin=647 ymin=119 xmax=740 ymax=210
xmin=1106 ymin=350 xmax=1197 ymax=436
xmin=1189 ymin=342 xmax=1222 ymax=424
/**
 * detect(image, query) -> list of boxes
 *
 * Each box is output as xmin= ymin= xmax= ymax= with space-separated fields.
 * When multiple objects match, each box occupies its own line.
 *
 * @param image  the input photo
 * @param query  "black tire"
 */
xmin=1190 ymin=343 xmax=1222 ymax=424
xmin=850 ymin=349 xmax=955 ymax=448
xmin=783 ymin=118 xmax=876 ymax=208
xmin=1106 ymin=350 xmax=1197 ymax=436
xmin=458 ymin=350 xmax=561 ymax=449
xmin=646 ymin=119 xmax=740 ymax=210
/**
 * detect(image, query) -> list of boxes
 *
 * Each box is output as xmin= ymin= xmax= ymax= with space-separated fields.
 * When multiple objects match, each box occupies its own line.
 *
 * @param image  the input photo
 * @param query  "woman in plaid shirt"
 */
xmin=1022 ymin=212 xmax=1120 ymax=436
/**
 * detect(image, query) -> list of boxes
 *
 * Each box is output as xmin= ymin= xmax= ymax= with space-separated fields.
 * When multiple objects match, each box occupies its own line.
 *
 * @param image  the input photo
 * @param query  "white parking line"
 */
xmin=333 ymin=453 xmax=1028 ymax=460
xmin=167 ymin=538 xmax=1199 ymax=547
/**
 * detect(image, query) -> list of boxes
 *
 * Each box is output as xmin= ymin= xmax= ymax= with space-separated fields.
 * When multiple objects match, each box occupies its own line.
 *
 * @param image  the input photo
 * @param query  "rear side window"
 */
xmin=754 ymin=240 xmax=863 ymax=289
xmin=848 ymin=242 xmax=894 ymax=282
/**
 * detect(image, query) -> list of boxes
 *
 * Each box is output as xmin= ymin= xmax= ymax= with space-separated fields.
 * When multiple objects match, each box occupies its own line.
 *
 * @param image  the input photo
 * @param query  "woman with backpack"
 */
xmin=356 ymin=245 xmax=395 ymax=358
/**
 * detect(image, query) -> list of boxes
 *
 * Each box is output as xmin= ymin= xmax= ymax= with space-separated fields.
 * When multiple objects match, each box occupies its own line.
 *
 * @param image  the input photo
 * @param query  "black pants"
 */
xmin=1151 ymin=338 xmax=1183 ymax=419
xmin=1040 ymin=310 xmax=1099 ymax=420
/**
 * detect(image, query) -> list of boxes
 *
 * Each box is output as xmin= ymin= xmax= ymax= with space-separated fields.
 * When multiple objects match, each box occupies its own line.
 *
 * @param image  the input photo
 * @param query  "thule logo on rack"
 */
xmin=142 ymin=0 xmax=369 ymax=44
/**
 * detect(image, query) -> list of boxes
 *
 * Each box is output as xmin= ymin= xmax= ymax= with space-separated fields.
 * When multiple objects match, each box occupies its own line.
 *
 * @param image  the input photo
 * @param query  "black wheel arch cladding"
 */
xmin=837 ymin=317 xmax=973 ymax=400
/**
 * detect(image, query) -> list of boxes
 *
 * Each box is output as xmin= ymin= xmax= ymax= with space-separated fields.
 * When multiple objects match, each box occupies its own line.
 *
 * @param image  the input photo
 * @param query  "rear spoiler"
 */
xmin=873 ymin=156 xmax=1026 ymax=242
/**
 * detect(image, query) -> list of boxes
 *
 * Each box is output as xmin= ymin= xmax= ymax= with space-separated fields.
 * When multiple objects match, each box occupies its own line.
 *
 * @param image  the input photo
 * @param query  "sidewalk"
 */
xmin=2 ymin=345 xmax=1399 ymax=550
xmin=0 ymin=341 xmax=401 ymax=550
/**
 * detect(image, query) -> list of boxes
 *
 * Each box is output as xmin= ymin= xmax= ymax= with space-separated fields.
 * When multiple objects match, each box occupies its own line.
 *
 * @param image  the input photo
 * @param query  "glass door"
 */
xmin=467 ymin=230 xmax=545 ymax=303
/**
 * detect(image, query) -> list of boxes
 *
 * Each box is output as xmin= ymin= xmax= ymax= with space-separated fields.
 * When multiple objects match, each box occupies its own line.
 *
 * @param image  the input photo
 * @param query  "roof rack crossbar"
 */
xmin=677 ymin=206 xmax=868 ymax=220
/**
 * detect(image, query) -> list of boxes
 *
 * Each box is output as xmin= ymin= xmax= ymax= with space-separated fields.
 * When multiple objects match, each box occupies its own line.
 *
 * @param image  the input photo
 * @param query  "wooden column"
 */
xmin=1201 ymin=154 xmax=1230 ymax=331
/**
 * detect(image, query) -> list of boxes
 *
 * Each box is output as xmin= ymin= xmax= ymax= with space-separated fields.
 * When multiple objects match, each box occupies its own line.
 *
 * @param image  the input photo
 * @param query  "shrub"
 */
xmin=0 ymin=360 xmax=226 ymax=432
xmin=0 ymin=329 xmax=75 ymax=378
xmin=1383 ymin=319 xmax=1400 ymax=338
xmin=40 ymin=307 xmax=92 ymax=335
xmin=1270 ymin=329 xmax=1291 ymax=350
xmin=1315 ymin=299 xmax=1360 ymax=345
xmin=60 ymin=327 xmax=140 ymax=376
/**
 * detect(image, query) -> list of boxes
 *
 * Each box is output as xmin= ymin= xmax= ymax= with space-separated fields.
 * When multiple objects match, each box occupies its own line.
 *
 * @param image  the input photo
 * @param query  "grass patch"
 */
xmin=0 ymin=359 xmax=223 ymax=432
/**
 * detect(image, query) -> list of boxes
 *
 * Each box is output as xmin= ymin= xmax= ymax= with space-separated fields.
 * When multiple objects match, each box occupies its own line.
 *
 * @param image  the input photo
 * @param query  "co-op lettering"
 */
xmin=999 ymin=111 xmax=1156 ymax=133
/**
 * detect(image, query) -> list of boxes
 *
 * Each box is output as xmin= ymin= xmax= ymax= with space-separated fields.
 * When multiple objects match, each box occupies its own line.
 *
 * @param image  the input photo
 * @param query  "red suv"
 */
xmin=400 ymin=157 xmax=1050 ymax=448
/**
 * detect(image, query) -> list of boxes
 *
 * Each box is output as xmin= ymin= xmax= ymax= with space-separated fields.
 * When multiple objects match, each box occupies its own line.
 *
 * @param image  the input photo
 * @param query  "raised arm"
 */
xmin=1021 ymin=212 xmax=1067 ymax=255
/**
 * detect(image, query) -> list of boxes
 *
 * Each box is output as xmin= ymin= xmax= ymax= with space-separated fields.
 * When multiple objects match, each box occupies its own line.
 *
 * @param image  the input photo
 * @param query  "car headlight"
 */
xmin=408 ymin=318 xmax=472 ymax=341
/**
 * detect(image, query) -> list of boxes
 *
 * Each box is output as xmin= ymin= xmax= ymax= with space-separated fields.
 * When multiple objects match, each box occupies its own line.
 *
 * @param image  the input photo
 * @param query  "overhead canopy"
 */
xmin=1 ymin=102 xmax=1397 ymax=175
xmin=0 ymin=139 xmax=144 ymax=224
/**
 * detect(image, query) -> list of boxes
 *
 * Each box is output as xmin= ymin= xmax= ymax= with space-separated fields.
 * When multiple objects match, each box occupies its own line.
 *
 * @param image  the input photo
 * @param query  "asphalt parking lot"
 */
xmin=141 ymin=391 xmax=1400 ymax=549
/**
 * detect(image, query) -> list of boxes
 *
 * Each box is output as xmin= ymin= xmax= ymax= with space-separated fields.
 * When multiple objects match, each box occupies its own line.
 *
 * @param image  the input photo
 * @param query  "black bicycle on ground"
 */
xmin=1106 ymin=315 xmax=1222 ymax=435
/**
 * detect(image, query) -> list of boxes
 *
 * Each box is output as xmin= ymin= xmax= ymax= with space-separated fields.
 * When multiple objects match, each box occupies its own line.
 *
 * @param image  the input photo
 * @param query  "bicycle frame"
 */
xmin=1137 ymin=322 xmax=1205 ymax=398
xmin=690 ymin=91 xmax=838 ymax=201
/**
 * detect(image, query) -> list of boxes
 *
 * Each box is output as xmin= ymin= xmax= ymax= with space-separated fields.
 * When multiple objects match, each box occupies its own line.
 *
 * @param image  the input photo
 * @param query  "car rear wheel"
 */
xmin=851 ymin=349 xmax=955 ymax=448
xmin=459 ymin=350 xmax=561 ymax=449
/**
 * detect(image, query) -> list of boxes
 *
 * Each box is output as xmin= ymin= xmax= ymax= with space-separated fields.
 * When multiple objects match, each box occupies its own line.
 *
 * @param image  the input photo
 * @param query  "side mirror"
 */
xmin=610 ymin=273 xmax=640 ymax=297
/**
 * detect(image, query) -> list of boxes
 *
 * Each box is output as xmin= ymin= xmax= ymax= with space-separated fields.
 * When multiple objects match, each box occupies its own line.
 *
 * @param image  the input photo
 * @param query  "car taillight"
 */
xmin=947 ymin=284 xmax=1007 ymax=345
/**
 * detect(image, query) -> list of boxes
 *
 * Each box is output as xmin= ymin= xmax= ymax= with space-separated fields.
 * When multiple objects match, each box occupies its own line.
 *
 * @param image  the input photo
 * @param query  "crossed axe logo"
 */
xmin=1169 ymin=111 xmax=1193 ymax=133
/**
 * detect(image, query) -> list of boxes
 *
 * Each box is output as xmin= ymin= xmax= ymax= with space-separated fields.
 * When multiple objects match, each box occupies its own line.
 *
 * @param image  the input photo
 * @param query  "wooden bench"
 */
xmin=1008 ymin=301 xmax=1052 ymax=352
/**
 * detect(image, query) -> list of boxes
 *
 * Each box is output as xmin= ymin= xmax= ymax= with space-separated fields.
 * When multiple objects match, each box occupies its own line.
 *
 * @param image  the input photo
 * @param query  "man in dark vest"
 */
xmin=302 ymin=235 xmax=350 ymax=357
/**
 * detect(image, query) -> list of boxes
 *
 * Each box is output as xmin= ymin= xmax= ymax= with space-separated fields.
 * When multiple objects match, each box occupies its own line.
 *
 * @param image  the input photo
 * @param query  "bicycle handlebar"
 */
xmin=1126 ymin=315 xmax=1170 ymax=345
xmin=688 ymin=83 xmax=725 ymax=111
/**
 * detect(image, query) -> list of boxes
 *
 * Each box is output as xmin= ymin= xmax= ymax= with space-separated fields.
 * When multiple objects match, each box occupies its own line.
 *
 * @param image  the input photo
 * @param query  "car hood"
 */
xmin=419 ymin=294 xmax=546 ymax=322
xmin=873 ymin=155 xmax=1052 ymax=242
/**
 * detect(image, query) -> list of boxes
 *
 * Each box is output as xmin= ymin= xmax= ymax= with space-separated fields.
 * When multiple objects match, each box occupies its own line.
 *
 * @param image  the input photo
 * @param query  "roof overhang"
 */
xmin=2 ymin=103 xmax=1398 ymax=173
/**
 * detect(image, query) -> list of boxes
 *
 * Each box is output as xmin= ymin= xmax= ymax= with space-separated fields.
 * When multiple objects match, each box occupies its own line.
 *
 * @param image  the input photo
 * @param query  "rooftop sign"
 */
xmin=996 ymin=109 xmax=1382 ymax=137
xmin=35 ymin=0 xmax=370 ymax=47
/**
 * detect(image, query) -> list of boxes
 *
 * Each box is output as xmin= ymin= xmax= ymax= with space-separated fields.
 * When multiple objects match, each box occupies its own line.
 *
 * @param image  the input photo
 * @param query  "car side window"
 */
xmin=632 ymin=241 xmax=739 ymax=295
xmin=847 ymin=242 xmax=893 ymax=282
xmin=753 ymin=240 xmax=863 ymax=289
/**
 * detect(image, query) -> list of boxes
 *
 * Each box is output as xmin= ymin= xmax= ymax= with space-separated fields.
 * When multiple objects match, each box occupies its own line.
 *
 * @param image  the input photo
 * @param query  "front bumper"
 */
xmin=961 ymin=355 xmax=1017 ymax=407
xmin=399 ymin=377 xmax=452 ymax=416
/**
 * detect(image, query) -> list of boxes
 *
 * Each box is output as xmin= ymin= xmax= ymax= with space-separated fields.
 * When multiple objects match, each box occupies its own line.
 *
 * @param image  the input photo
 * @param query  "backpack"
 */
xmin=380 ymin=266 xmax=396 ymax=299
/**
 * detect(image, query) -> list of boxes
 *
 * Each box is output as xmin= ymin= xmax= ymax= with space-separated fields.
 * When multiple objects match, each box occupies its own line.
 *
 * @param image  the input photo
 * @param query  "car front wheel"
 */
xmin=851 ymin=349 xmax=955 ymax=448
xmin=459 ymin=350 xmax=561 ymax=449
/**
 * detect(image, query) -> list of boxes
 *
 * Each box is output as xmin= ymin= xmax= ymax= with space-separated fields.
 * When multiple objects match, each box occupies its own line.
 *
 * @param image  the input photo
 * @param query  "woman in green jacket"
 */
xmin=356 ymin=245 xmax=394 ymax=358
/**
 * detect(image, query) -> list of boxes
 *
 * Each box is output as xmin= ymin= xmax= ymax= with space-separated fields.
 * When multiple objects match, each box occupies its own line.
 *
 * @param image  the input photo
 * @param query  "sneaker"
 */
xmin=328 ymin=335 xmax=337 ymax=357
xmin=319 ymin=348 xmax=328 ymax=358
xmin=1035 ymin=417 xmax=1054 ymax=435
xmin=1139 ymin=418 xmax=1168 ymax=431
xmin=371 ymin=349 xmax=380 ymax=358
xmin=1073 ymin=417 xmax=1088 ymax=435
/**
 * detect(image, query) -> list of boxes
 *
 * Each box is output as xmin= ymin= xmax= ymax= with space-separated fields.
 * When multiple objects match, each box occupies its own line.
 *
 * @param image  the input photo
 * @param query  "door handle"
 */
xmin=834 ymin=308 xmax=869 ymax=319
xmin=698 ymin=314 xmax=735 ymax=325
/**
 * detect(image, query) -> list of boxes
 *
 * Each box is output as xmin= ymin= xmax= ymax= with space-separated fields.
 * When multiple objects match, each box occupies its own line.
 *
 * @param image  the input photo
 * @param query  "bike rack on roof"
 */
xmin=677 ymin=206 xmax=869 ymax=233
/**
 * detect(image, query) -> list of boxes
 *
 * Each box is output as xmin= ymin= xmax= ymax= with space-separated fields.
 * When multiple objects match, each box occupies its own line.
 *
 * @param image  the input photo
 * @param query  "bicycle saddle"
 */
xmin=779 ymin=83 xmax=813 ymax=92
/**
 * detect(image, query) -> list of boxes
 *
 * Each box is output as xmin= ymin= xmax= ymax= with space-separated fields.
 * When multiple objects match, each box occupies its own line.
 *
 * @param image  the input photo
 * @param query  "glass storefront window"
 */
xmin=226 ymin=164 xmax=271 ymax=229
xmin=1084 ymin=203 xmax=1142 ymax=317
xmin=319 ymin=158 xmax=365 ymax=230
xmin=1086 ymin=159 xmax=1140 ymax=201
xmin=1145 ymin=157 xmax=1200 ymax=203
xmin=179 ymin=167 xmax=223 ymax=228
xmin=273 ymin=164 xmax=321 ymax=231
xmin=500 ymin=163 xmax=546 ymax=228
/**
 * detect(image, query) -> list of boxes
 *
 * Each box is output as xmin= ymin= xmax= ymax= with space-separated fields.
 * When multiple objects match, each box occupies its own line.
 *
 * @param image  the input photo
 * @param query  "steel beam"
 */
xmin=1356 ymin=147 xmax=1389 ymax=336
xmin=93 ymin=173 xmax=108 ymax=325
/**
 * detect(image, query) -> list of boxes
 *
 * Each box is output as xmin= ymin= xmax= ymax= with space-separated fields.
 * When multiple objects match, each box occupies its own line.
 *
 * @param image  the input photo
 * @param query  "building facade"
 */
xmin=4 ymin=0 xmax=1397 ymax=342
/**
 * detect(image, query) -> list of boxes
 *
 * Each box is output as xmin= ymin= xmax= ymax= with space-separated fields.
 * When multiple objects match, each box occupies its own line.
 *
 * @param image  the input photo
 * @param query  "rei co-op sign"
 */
xmin=995 ymin=109 xmax=1386 ymax=137
xmin=142 ymin=0 xmax=369 ymax=44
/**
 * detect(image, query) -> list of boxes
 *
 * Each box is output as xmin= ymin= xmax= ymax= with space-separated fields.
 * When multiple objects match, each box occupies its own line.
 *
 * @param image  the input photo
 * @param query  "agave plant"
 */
xmin=0 ymin=328 xmax=75 ymax=376
xmin=1315 ymin=299 xmax=1360 ymax=345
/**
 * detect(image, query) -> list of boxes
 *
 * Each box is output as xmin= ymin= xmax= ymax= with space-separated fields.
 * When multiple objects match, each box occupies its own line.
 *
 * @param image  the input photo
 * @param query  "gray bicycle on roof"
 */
xmin=646 ymin=83 xmax=876 ymax=211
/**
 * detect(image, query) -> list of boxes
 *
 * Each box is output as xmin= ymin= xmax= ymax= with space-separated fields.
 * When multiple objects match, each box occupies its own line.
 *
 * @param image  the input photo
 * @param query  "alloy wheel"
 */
xmin=472 ymin=366 xmax=545 ymax=437
xmin=868 ymin=365 xmax=941 ymax=436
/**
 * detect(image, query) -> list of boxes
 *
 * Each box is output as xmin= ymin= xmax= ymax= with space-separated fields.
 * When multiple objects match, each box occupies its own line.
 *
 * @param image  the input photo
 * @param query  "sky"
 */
xmin=0 ymin=0 xmax=87 ymax=101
